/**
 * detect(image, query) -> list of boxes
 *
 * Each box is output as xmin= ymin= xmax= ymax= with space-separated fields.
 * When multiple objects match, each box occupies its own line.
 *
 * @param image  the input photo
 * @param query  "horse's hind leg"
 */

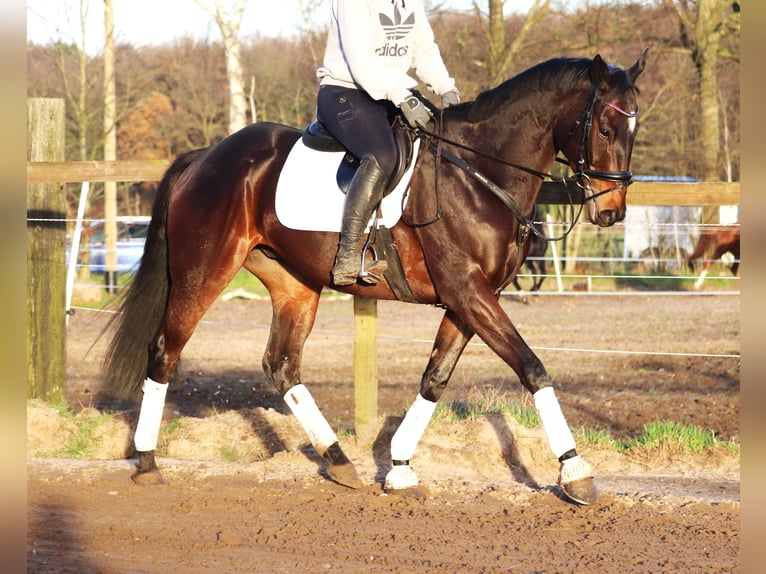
xmin=244 ymin=249 xmax=364 ymax=489
xmin=384 ymin=310 xmax=473 ymax=493
xmin=132 ymin=262 xmax=246 ymax=484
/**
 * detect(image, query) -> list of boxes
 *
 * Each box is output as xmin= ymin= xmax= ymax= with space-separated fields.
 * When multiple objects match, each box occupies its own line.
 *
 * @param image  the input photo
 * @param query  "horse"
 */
xmin=103 ymin=52 xmax=646 ymax=506
xmin=686 ymin=224 xmax=740 ymax=289
xmin=512 ymin=221 xmax=549 ymax=292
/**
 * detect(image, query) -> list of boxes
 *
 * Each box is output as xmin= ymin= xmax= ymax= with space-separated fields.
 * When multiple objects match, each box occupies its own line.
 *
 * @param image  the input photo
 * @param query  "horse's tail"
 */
xmin=101 ymin=148 xmax=204 ymax=399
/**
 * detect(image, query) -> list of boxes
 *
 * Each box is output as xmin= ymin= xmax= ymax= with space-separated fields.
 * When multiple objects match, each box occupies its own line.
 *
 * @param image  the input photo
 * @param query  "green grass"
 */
xmin=34 ymin=402 xmax=115 ymax=458
xmin=219 ymin=446 xmax=242 ymax=462
xmin=574 ymin=426 xmax=619 ymax=451
xmin=618 ymin=420 xmax=739 ymax=455
xmin=428 ymin=394 xmax=737 ymax=457
xmin=431 ymin=383 xmax=541 ymax=428
xmin=224 ymin=270 xmax=270 ymax=297
xmin=74 ymin=268 xmax=357 ymax=309
xmin=31 ymin=396 xmax=739 ymax=460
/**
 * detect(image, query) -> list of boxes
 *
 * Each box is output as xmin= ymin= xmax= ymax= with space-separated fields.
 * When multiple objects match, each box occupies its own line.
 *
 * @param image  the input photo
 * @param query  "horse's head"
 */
xmin=556 ymin=51 xmax=646 ymax=227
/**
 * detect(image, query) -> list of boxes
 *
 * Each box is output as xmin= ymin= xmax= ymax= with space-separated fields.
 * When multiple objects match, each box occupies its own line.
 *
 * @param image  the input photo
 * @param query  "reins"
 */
xmin=402 ymin=82 xmax=636 ymax=243
xmin=403 ymin=123 xmax=580 ymax=243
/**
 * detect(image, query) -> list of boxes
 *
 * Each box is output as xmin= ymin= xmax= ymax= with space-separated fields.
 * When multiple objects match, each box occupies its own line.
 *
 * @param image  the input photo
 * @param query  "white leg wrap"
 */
xmin=134 ymin=378 xmax=169 ymax=452
xmin=533 ymin=386 xmax=576 ymax=460
xmin=390 ymin=394 xmax=437 ymax=462
xmin=694 ymin=269 xmax=708 ymax=289
xmin=283 ymin=384 xmax=338 ymax=455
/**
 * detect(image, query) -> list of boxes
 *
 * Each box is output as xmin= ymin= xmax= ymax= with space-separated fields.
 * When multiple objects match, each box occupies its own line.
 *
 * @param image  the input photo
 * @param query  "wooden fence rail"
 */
xmin=27 ymin=160 xmax=740 ymax=206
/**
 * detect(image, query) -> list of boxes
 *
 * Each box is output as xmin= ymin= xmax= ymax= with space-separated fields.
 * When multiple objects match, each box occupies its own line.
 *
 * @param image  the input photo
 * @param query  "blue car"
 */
xmin=78 ymin=216 xmax=150 ymax=275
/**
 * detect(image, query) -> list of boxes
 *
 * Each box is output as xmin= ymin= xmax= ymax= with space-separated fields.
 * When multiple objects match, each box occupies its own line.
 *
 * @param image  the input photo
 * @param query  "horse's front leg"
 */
xmin=434 ymin=273 xmax=598 ymax=504
xmin=384 ymin=310 xmax=473 ymax=493
xmin=466 ymin=290 xmax=598 ymax=504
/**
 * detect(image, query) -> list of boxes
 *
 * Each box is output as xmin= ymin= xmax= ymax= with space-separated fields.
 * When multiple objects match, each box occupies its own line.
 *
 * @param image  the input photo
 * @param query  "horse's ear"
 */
xmin=627 ymin=49 xmax=648 ymax=84
xmin=590 ymin=54 xmax=611 ymax=90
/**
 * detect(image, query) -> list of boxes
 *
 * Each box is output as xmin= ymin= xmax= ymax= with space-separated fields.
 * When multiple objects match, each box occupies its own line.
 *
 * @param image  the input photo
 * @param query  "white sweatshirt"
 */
xmin=317 ymin=0 xmax=457 ymax=106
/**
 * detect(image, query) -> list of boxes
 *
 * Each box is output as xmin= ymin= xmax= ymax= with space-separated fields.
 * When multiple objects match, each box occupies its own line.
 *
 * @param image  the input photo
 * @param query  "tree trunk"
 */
xmin=221 ymin=24 xmax=248 ymax=133
xmin=195 ymin=0 xmax=249 ymax=134
xmin=487 ymin=0 xmax=505 ymax=83
xmin=104 ymin=0 xmax=118 ymax=292
xmin=482 ymin=0 xmax=551 ymax=86
xmin=697 ymin=0 xmax=722 ymax=182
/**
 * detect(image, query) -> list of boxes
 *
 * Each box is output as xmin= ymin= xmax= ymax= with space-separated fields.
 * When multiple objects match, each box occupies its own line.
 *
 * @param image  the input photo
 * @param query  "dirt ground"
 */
xmin=28 ymin=291 xmax=740 ymax=573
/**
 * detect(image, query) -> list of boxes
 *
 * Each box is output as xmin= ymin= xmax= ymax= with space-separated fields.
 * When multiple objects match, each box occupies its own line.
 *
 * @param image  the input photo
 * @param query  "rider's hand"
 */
xmin=441 ymin=89 xmax=460 ymax=108
xmin=400 ymin=94 xmax=433 ymax=130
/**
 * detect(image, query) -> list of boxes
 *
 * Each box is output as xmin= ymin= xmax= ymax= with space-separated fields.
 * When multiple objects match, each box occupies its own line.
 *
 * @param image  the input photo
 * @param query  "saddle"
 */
xmin=299 ymin=118 xmax=420 ymax=303
xmin=301 ymin=118 xmax=415 ymax=196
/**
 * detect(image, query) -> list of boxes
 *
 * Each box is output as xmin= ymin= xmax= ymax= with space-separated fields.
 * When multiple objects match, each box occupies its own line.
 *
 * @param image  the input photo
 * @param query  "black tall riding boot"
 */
xmin=332 ymin=155 xmax=389 ymax=286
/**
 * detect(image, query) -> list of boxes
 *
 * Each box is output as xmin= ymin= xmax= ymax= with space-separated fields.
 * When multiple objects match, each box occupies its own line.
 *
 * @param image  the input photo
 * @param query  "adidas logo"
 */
xmin=376 ymin=6 xmax=414 ymax=56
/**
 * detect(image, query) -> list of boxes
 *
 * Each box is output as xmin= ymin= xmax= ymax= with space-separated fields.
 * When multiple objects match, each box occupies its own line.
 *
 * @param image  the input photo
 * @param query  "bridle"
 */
xmin=406 ymin=81 xmax=639 ymax=241
xmin=558 ymin=82 xmax=638 ymax=199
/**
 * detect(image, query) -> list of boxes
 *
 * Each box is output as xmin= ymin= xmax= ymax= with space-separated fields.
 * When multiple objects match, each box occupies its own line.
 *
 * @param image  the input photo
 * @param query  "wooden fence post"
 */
xmin=353 ymin=296 xmax=378 ymax=445
xmin=27 ymin=98 xmax=67 ymax=402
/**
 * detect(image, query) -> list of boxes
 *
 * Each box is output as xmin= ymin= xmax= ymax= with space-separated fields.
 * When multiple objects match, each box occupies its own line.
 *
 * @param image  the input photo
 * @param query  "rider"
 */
xmin=316 ymin=0 xmax=460 ymax=286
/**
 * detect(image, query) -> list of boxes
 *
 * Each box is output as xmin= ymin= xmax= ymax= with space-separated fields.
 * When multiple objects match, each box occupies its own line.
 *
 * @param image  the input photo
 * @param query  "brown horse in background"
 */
xmin=102 ymin=53 xmax=646 ymax=505
xmin=686 ymin=224 xmax=740 ymax=289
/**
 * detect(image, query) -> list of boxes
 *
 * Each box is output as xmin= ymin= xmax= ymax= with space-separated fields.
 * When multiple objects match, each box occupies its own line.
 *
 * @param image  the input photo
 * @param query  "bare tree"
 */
xmin=296 ymin=0 xmax=327 ymax=66
xmin=193 ymin=0 xmax=249 ymax=133
xmin=662 ymin=0 xmax=739 ymax=227
xmin=474 ymin=0 xmax=552 ymax=85
xmin=663 ymin=0 xmax=739 ymax=180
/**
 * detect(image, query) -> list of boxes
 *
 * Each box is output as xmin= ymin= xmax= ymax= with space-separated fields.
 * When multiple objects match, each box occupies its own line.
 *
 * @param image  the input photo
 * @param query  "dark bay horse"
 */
xmin=103 ymin=53 xmax=646 ymax=505
xmin=686 ymin=224 xmax=740 ymax=289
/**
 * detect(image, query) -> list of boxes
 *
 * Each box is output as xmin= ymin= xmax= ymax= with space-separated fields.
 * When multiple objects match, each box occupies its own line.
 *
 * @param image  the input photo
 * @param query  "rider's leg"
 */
xmin=317 ymin=86 xmax=397 ymax=286
xmin=332 ymin=155 xmax=389 ymax=285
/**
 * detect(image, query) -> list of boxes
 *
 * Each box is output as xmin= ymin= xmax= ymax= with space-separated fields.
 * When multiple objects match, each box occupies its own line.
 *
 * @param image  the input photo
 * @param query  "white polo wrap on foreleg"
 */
xmin=283 ymin=384 xmax=338 ymax=456
xmin=533 ymin=386 xmax=576 ymax=459
xmin=134 ymin=378 xmax=169 ymax=452
xmin=390 ymin=394 xmax=437 ymax=461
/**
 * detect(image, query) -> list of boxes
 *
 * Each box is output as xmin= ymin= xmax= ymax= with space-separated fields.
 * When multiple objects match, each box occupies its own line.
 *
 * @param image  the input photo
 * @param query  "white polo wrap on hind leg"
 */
xmin=533 ymin=386 xmax=576 ymax=459
xmin=390 ymin=393 xmax=437 ymax=461
xmin=134 ymin=378 xmax=169 ymax=452
xmin=284 ymin=384 xmax=338 ymax=456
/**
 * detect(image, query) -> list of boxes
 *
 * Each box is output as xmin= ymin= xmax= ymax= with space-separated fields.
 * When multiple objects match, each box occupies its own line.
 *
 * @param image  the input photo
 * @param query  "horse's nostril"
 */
xmin=599 ymin=210 xmax=617 ymax=227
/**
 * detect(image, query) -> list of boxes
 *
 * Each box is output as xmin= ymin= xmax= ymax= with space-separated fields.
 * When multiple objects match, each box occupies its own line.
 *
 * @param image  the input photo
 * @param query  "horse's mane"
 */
xmin=467 ymin=57 xmax=597 ymax=123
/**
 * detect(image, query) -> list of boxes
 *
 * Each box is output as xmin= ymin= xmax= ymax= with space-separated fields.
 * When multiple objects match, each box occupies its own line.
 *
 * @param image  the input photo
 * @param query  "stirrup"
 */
xmin=359 ymin=259 xmax=387 ymax=285
xmin=359 ymin=238 xmax=387 ymax=285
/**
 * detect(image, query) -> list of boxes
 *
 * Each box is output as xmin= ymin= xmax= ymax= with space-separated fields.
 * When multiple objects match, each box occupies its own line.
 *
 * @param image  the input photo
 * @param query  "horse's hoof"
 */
xmin=385 ymin=487 xmax=429 ymax=499
xmin=131 ymin=468 xmax=165 ymax=486
xmin=560 ymin=477 xmax=599 ymax=505
xmin=326 ymin=462 xmax=365 ymax=489
xmin=384 ymin=485 xmax=430 ymax=499
xmin=322 ymin=442 xmax=364 ymax=489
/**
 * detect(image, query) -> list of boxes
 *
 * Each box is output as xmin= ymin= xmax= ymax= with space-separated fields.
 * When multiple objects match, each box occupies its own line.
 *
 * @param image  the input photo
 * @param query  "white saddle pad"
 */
xmin=274 ymin=138 xmax=419 ymax=232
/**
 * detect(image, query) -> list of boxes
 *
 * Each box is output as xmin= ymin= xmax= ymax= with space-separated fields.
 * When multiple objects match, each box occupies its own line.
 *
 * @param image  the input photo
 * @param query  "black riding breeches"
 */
xmin=316 ymin=85 xmax=398 ymax=176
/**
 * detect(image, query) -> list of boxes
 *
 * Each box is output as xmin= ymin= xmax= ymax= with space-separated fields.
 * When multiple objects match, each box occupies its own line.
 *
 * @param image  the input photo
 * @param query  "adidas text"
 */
xmin=376 ymin=43 xmax=409 ymax=57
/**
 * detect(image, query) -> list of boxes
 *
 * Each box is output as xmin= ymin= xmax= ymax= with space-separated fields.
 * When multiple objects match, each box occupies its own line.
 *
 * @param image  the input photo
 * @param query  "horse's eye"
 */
xmin=598 ymin=128 xmax=610 ymax=139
